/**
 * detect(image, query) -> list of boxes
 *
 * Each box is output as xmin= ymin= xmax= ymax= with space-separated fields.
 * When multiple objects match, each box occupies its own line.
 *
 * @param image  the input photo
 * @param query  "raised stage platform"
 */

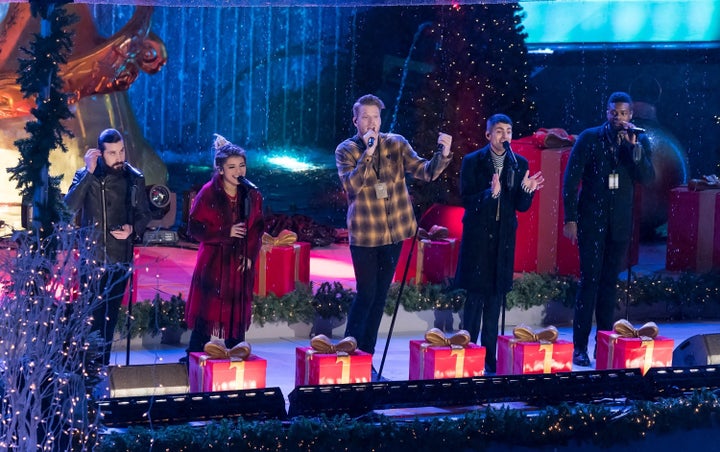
xmin=105 ymin=240 xmax=720 ymax=418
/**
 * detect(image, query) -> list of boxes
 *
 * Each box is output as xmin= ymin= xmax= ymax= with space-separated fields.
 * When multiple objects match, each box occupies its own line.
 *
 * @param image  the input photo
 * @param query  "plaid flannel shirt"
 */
xmin=335 ymin=132 xmax=452 ymax=247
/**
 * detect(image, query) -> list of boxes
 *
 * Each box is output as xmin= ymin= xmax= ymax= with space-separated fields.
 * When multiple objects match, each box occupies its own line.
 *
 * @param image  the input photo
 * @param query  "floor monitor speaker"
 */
xmin=672 ymin=334 xmax=720 ymax=366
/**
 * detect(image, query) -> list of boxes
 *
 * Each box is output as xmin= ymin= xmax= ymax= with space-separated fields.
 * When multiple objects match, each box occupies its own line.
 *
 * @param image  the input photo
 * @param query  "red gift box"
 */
xmin=666 ymin=187 xmax=720 ymax=272
xmin=596 ymin=331 xmax=674 ymax=375
xmin=408 ymin=340 xmax=486 ymax=379
xmin=496 ymin=335 xmax=573 ymax=375
xmin=188 ymin=352 xmax=267 ymax=392
xmin=295 ymin=347 xmax=372 ymax=386
xmin=512 ymin=136 xmax=579 ymax=276
xmin=254 ymin=240 xmax=310 ymax=297
xmin=512 ymin=136 xmax=640 ymax=276
xmin=393 ymin=237 xmax=459 ymax=284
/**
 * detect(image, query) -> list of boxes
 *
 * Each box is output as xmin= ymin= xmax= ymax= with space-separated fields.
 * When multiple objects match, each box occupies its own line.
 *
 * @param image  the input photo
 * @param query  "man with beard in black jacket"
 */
xmin=65 ymin=128 xmax=152 ymax=365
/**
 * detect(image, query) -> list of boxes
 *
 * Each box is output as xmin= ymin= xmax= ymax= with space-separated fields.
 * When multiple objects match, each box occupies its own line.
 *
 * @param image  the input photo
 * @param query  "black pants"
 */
xmin=573 ymin=231 xmax=630 ymax=353
xmin=90 ymin=266 xmax=130 ymax=366
xmin=344 ymin=243 xmax=403 ymax=355
xmin=463 ymin=291 xmax=501 ymax=373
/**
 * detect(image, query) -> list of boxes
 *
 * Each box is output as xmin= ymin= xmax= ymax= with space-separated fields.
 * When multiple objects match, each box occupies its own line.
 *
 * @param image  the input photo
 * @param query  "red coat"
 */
xmin=185 ymin=173 xmax=264 ymax=339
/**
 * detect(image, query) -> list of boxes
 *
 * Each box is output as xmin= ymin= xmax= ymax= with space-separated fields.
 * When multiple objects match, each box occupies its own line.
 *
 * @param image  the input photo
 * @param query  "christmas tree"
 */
xmin=412 ymin=3 xmax=537 ymax=207
xmin=7 ymin=0 xmax=76 ymax=238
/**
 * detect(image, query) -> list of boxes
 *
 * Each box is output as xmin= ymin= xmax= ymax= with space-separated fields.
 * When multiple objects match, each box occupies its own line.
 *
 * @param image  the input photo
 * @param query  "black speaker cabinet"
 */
xmin=673 ymin=334 xmax=720 ymax=367
xmin=109 ymin=363 xmax=189 ymax=398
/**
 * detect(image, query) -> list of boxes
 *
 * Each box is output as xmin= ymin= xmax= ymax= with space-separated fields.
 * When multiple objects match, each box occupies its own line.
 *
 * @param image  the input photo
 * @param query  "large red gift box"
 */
xmin=253 ymin=231 xmax=310 ymax=296
xmin=596 ymin=331 xmax=674 ymax=375
xmin=512 ymin=136 xmax=579 ymax=276
xmin=189 ymin=352 xmax=267 ymax=392
xmin=409 ymin=339 xmax=486 ymax=379
xmin=512 ymin=135 xmax=640 ymax=276
xmin=496 ymin=335 xmax=573 ymax=375
xmin=393 ymin=237 xmax=459 ymax=284
xmin=295 ymin=347 xmax=372 ymax=386
xmin=666 ymin=187 xmax=720 ymax=272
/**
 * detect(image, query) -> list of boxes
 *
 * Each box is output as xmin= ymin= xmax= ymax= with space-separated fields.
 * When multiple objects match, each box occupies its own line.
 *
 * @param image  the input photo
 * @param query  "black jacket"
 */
xmin=455 ymin=145 xmax=534 ymax=294
xmin=563 ymin=122 xmax=655 ymax=241
xmin=64 ymin=161 xmax=152 ymax=264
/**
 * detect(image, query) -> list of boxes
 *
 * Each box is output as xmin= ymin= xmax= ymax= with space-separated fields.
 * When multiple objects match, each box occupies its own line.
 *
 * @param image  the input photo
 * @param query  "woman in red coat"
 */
xmin=185 ymin=134 xmax=264 ymax=356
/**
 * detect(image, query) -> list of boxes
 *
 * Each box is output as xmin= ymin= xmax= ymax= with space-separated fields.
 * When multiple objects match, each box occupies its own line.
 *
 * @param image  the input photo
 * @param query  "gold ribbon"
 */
xmin=228 ymin=361 xmax=246 ymax=390
xmin=612 ymin=319 xmax=659 ymax=340
xmin=423 ymin=328 xmax=471 ymax=347
xmin=336 ymin=355 xmax=351 ymax=383
xmin=539 ymin=344 xmax=553 ymax=373
xmin=261 ymin=229 xmax=298 ymax=247
xmin=202 ymin=339 xmax=252 ymax=361
xmin=450 ymin=348 xmax=466 ymax=378
xmin=512 ymin=325 xmax=559 ymax=343
xmin=310 ymin=335 xmax=358 ymax=354
xmin=418 ymin=225 xmax=449 ymax=241
xmin=640 ymin=340 xmax=655 ymax=375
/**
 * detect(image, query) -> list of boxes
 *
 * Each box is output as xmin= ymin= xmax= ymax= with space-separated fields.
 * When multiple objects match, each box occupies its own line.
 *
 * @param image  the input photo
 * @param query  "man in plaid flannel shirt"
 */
xmin=335 ymin=94 xmax=453 ymax=376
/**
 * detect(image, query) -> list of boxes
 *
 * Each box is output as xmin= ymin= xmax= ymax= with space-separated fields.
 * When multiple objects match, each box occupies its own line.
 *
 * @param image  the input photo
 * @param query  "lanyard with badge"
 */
xmin=606 ymin=125 xmax=620 ymax=190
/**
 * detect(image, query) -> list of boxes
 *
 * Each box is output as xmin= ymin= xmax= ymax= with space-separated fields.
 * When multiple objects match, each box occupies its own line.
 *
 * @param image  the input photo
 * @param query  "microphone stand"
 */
xmin=377 ymin=225 xmax=420 ymax=381
xmin=499 ymin=146 xmax=518 ymax=336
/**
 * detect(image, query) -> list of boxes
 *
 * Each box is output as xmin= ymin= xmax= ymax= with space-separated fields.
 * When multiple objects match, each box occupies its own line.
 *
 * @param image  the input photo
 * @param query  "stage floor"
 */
xmin=108 ymin=241 xmax=719 ymax=409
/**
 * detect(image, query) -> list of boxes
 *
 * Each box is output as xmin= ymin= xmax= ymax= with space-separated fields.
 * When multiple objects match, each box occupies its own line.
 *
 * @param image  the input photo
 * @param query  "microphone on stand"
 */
xmin=502 ymin=141 xmax=518 ymax=169
xmin=237 ymin=176 xmax=258 ymax=191
xmin=502 ymin=141 xmax=518 ymax=190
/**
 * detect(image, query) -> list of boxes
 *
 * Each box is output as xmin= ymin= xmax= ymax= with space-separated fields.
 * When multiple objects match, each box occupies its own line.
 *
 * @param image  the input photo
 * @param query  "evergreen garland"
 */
xmin=7 ymin=0 xmax=76 ymax=236
xmin=96 ymin=390 xmax=720 ymax=451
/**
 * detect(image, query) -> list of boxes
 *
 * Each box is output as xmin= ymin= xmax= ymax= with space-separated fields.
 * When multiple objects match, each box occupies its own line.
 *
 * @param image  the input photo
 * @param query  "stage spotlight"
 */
xmin=147 ymin=184 xmax=172 ymax=220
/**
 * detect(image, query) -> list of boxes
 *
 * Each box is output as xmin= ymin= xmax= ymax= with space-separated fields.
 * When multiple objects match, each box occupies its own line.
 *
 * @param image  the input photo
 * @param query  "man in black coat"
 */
xmin=455 ymin=114 xmax=544 ymax=373
xmin=64 ymin=128 xmax=152 ymax=365
xmin=562 ymin=92 xmax=655 ymax=367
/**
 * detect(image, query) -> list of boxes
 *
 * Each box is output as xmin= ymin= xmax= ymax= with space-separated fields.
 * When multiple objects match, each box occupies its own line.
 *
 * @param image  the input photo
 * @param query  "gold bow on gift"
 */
xmin=613 ymin=319 xmax=659 ymax=340
xmin=261 ymin=229 xmax=298 ymax=247
xmin=310 ymin=335 xmax=357 ymax=354
xmin=418 ymin=225 xmax=449 ymax=241
xmin=203 ymin=339 xmax=252 ymax=360
xmin=512 ymin=325 xmax=559 ymax=343
xmin=424 ymin=328 xmax=471 ymax=347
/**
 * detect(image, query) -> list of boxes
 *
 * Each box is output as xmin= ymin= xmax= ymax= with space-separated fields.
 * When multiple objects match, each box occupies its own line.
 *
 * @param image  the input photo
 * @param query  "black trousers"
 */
xmin=90 ymin=266 xmax=130 ymax=366
xmin=463 ymin=291 xmax=501 ymax=373
xmin=344 ymin=243 xmax=403 ymax=355
xmin=573 ymin=230 xmax=630 ymax=353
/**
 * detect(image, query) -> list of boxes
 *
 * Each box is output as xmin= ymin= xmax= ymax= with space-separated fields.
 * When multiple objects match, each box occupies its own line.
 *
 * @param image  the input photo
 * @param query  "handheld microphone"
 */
xmin=437 ymin=143 xmax=444 ymax=153
xmin=367 ymin=137 xmax=375 ymax=147
xmin=237 ymin=176 xmax=258 ymax=191
xmin=627 ymin=126 xmax=647 ymax=134
xmin=502 ymin=141 xmax=518 ymax=169
xmin=123 ymin=162 xmax=144 ymax=178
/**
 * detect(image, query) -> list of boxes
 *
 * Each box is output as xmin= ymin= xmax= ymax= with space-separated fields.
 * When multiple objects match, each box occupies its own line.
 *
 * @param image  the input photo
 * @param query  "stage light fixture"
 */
xmin=288 ymin=369 xmax=654 ymax=418
xmin=97 ymin=387 xmax=287 ymax=427
xmin=147 ymin=184 xmax=172 ymax=220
